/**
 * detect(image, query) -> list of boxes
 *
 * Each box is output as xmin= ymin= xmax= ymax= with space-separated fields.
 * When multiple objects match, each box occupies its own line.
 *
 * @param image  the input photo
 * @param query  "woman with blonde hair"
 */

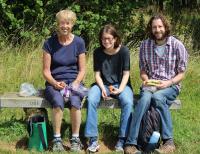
xmin=42 ymin=9 xmax=86 ymax=152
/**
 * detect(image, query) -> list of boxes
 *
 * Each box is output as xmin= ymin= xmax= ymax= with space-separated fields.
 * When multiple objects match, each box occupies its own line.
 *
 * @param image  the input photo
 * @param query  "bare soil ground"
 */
xmin=0 ymin=141 xmax=16 ymax=152
xmin=0 ymin=139 xmax=117 ymax=153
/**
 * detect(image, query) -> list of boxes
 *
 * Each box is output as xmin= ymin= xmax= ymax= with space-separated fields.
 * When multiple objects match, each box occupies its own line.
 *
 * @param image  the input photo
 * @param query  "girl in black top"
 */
xmin=85 ymin=24 xmax=134 ymax=153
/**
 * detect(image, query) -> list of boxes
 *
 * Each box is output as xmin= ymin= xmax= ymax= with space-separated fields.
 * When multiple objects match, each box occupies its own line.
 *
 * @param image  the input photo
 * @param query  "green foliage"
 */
xmin=70 ymin=1 xmax=139 ymax=49
xmin=0 ymin=1 xmax=140 ymax=49
xmin=0 ymin=108 xmax=27 ymax=142
xmin=0 ymin=0 xmax=200 ymax=51
xmin=0 ymin=1 xmax=58 ymax=41
xmin=126 ymin=13 xmax=147 ymax=48
xmin=190 ymin=16 xmax=200 ymax=51
xmin=168 ymin=11 xmax=200 ymax=53
xmin=0 ymin=120 xmax=26 ymax=142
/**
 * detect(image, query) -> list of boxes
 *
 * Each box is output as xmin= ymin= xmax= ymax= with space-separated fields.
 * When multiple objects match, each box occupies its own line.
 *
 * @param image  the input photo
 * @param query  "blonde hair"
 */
xmin=56 ymin=9 xmax=77 ymax=25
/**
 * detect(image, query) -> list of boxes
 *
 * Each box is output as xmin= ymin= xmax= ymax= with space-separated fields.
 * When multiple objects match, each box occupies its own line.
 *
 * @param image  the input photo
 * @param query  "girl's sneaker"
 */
xmin=87 ymin=140 xmax=100 ymax=153
xmin=115 ymin=139 xmax=125 ymax=152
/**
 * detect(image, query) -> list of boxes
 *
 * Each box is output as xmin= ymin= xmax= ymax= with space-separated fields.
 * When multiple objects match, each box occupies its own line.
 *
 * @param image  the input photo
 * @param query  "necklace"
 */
xmin=58 ymin=34 xmax=74 ymax=46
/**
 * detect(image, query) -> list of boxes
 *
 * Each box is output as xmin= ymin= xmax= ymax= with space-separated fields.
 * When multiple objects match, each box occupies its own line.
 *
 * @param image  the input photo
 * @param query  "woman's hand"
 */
xmin=101 ymin=88 xmax=108 ymax=100
xmin=71 ymin=80 xmax=80 ymax=90
xmin=110 ymin=87 xmax=122 ymax=95
xmin=54 ymin=81 xmax=66 ymax=90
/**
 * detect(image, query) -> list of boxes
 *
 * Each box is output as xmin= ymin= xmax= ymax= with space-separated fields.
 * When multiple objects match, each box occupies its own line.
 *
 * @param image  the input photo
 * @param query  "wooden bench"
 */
xmin=0 ymin=92 xmax=181 ymax=109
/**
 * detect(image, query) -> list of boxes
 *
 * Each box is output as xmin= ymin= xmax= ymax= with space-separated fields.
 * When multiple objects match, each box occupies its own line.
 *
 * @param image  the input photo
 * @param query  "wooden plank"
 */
xmin=0 ymin=92 xmax=181 ymax=109
xmin=0 ymin=93 xmax=51 ymax=108
xmin=93 ymin=98 xmax=181 ymax=109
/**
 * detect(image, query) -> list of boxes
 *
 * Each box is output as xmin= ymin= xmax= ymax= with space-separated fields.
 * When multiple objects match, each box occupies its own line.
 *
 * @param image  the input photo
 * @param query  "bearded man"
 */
xmin=124 ymin=14 xmax=188 ymax=154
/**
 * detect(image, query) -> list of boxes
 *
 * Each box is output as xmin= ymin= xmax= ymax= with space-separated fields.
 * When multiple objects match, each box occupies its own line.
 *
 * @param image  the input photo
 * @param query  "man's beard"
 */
xmin=152 ymin=32 xmax=167 ymax=41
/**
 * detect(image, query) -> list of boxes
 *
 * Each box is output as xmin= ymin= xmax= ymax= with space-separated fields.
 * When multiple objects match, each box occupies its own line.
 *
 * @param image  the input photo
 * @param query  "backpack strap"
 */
xmin=27 ymin=117 xmax=33 ymax=136
xmin=38 ymin=124 xmax=47 ymax=150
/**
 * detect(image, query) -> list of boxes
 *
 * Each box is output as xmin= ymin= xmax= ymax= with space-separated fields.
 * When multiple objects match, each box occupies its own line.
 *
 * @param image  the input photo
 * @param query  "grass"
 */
xmin=171 ymin=55 xmax=200 ymax=154
xmin=0 ymin=42 xmax=200 ymax=153
xmin=0 ymin=43 xmax=44 ymax=92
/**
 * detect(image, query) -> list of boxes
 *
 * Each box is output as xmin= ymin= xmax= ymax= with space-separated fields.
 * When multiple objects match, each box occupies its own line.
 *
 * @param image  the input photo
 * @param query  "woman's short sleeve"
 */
xmin=77 ymin=37 xmax=86 ymax=55
xmin=42 ymin=39 xmax=52 ymax=54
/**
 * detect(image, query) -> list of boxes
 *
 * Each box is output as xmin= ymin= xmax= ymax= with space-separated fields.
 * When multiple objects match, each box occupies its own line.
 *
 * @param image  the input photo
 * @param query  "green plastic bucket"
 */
xmin=28 ymin=115 xmax=48 ymax=151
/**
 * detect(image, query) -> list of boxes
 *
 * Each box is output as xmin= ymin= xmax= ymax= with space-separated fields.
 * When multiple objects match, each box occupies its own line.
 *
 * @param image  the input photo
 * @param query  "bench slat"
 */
xmin=0 ymin=93 xmax=51 ymax=108
xmin=0 ymin=92 xmax=181 ymax=109
xmin=96 ymin=98 xmax=181 ymax=109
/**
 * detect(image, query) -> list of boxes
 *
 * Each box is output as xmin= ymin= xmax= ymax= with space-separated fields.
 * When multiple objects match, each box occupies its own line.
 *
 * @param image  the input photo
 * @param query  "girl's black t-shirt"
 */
xmin=93 ymin=45 xmax=130 ymax=85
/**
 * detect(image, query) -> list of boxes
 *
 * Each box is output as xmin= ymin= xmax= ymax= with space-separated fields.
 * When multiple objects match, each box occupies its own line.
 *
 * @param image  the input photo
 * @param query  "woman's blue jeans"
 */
xmin=84 ymin=84 xmax=134 ymax=138
xmin=126 ymin=85 xmax=179 ymax=145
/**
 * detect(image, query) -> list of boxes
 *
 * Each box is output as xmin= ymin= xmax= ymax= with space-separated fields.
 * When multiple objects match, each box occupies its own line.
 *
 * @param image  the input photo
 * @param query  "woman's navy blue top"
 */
xmin=42 ymin=34 xmax=86 ymax=84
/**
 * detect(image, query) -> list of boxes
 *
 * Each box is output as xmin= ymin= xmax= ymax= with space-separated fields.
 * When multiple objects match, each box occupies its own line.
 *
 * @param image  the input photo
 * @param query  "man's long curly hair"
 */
xmin=146 ymin=14 xmax=171 ymax=40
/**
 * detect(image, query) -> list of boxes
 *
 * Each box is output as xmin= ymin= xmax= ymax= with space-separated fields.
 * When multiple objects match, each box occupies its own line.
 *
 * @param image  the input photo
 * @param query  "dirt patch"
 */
xmin=0 ymin=140 xmax=116 ymax=153
xmin=0 ymin=141 xmax=16 ymax=152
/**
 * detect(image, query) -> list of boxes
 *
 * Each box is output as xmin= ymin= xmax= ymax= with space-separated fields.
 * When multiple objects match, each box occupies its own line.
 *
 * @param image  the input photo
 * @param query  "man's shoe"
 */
xmin=115 ymin=139 xmax=125 ymax=152
xmin=155 ymin=141 xmax=175 ymax=154
xmin=70 ymin=137 xmax=83 ymax=152
xmin=52 ymin=138 xmax=65 ymax=152
xmin=124 ymin=145 xmax=141 ymax=154
xmin=87 ymin=140 xmax=100 ymax=153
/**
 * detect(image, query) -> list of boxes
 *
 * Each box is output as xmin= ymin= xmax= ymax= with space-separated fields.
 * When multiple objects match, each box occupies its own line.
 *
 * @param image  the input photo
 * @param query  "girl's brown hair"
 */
xmin=99 ymin=24 xmax=121 ymax=49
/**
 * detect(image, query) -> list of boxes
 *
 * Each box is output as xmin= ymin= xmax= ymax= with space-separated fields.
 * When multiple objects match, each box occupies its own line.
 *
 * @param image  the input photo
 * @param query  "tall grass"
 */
xmin=0 ymin=43 xmax=44 ymax=93
xmin=0 ymin=41 xmax=200 ymax=153
xmin=171 ymin=55 xmax=200 ymax=154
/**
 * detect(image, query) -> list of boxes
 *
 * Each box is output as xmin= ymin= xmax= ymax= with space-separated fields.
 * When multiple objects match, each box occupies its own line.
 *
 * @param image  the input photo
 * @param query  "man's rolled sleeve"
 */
xmin=177 ymin=42 xmax=188 ymax=73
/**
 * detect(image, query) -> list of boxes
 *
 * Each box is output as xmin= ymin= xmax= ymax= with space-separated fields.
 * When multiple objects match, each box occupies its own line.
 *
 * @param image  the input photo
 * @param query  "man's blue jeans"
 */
xmin=125 ymin=85 xmax=179 ymax=145
xmin=85 ymin=84 xmax=134 ymax=138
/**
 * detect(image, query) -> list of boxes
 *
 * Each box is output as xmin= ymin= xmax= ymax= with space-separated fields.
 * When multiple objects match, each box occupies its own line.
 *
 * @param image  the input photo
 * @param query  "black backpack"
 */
xmin=137 ymin=105 xmax=161 ymax=152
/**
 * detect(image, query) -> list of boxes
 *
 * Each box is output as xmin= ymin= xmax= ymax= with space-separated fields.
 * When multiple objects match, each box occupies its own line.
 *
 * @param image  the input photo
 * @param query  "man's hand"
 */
xmin=143 ymin=80 xmax=148 ymax=86
xmin=157 ymin=80 xmax=172 ymax=89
